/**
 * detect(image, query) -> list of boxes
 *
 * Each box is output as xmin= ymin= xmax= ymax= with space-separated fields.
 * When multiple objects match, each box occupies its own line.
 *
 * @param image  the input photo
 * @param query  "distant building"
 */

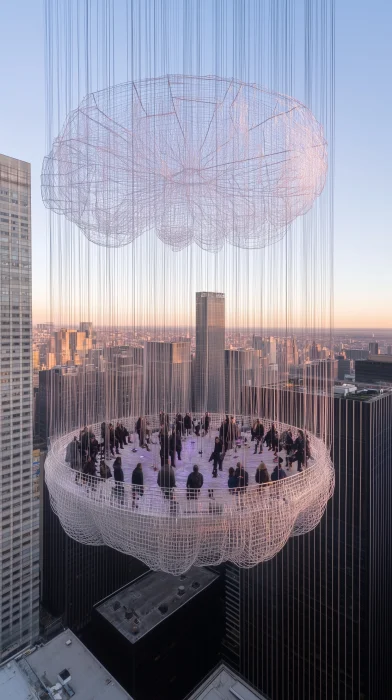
xmin=90 ymin=567 xmax=223 ymax=700
xmin=252 ymin=335 xmax=277 ymax=364
xmin=224 ymin=349 xmax=254 ymax=414
xmin=195 ymin=292 xmax=225 ymax=413
xmin=144 ymin=340 xmax=191 ymax=415
xmin=0 ymin=629 xmax=132 ymax=699
xmin=106 ymin=347 xmax=144 ymax=418
xmin=0 ymin=154 xmax=39 ymax=659
xmin=355 ymin=355 xmax=392 ymax=384
xmin=345 ymin=348 xmax=369 ymax=361
xmin=369 ymin=341 xmax=379 ymax=355
xmin=336 ymin=354 xmax=351 ymax=380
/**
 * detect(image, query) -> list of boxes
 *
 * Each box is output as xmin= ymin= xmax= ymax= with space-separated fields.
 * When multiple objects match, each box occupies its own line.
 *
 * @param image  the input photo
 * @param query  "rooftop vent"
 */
xmin=158 ymin=603 xmax=168 ymax=614
xmin=113 ymin=601 xmax=121 ymax=611
xmin=191 ymin=581 xmax=200 ymax=589
xmin=177 ymin=586 xmax=185 ymax=596
xmin=58 ymin=668 xmax=71 ymax=685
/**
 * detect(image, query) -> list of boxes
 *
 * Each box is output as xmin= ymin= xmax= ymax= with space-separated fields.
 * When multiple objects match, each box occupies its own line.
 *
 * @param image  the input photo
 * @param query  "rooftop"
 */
xmin=186 ymin=664 xmax=267 ymax=700
xmin=0 ymin=629 xmax=132 ymax=700
xmin=95 ymin=567 xmax=219 ymax=644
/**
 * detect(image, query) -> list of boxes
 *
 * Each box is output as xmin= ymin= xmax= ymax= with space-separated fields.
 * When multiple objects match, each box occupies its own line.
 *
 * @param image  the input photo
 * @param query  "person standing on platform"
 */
xmin=235 ymin=462 xmax=249 ymax=488
xmin=176 ymin=430 xmax=182 ymax=461
xmin=209 ymin=437 xmax=223 ymax=477
xmin=131 ymin=463 xmax=144 ymax=508
xmin=186 ymin=465 xmax=203 ymax=499
xmin=113 ymin=456 xmax=125 ymax=503
xmin=157 ymin=461 xmax=176 ymax=500
xmin=160 ymin=429 xmax=170 ymax=467
xmin=169 ymin=429 xmax=177 ymax=467
xmin=184 ymin=412 xmax=192 ymax=436
xmin=271 ymin=458 xmax=287 ymax=481
xmin=255 ymin=461 xmax=270 ymax=487
xmin=228 ymin=466 xmax=238 ymax=492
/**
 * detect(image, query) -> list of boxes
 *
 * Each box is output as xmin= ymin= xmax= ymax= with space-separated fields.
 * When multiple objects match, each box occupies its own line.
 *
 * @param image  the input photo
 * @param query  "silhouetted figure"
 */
xmin=115 ymin=422 xmax=124 ymax=449
xmin=184 ymin=413 xmax=192 ymax=436
xmin=169 ymin=429 xmax=177 ymax=467
xmin=176 ymin=413 xmax=184 ymax=435
xmin=132 ymin=463 xmax=144 ymax=507
xmin=100 ymin=460 xmax=112 ymax=480
xmin=113 ymin=456 xmax=125 ymax=503
xmin=288 ymin=430 xmax=305 ymax=471
xmin=157 ymin=462 xmax=176 ymax=500
xmin=186 ymin=465 xmax=203 ymax=499
xmin=235 ymin=462 xmax=249 ymax=488
xmin=82 ymin=456 xmax=96 ymax=486
xmin=90 ymin=434 xmax=99 ymax=462
xmin=160 ymin=430 xmax=170 ymax=467
xmin=252 ymin=419 xmax=265 ymax=454
xmin=255 ymin=461 xmax=270 ymax=487
xmin=209 ymin=437 xmax=223 ymax=477
xmin=66 ymin=436 xmax=80 ymax=470
xmin=271 ymin=458 xmax=287 ymax=481
xmin=203 ymin=412 xmax=210 ymax=434
xmin=109 ymin=423 xmax=120 ymax=455
xmin=228 ymin=467 xmax=238 ymax=492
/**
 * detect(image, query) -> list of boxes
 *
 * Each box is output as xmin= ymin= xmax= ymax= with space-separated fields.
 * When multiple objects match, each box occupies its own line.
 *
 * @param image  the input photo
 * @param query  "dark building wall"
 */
xmin=41 ymin=465 xmax=146 ymax=631
xmin=88 ymin=571 xmax=224 ymax=700
xmin=233 ymin=392 xmax=392 ymax=700
xmin=355 ymin=359 xmax=392 ymax=384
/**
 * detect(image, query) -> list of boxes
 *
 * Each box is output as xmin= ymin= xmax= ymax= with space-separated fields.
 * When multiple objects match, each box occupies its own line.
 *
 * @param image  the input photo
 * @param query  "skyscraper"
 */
xmin=144 ymin=340 xmax=191 ymax=415
xmin=226 ymin=389 xmax=392 ymax=700
xmin=0 ymin=154 xmax=39 ymax=658
xmin=195 ymin=292 xmax=225 ymax=413
xmin=369 ymin=341 xmax=379 ymax=355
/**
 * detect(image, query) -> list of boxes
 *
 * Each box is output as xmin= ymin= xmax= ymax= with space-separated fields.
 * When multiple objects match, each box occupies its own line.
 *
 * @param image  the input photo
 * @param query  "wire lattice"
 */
xmin=41 ymin=75 xmax=327 ymax=251
xmin=45 ymin=416 xmax=334 ymax=575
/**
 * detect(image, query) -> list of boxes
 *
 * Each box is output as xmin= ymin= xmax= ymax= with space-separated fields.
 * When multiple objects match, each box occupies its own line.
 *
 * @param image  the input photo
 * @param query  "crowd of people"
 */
xmin=64 ymin=413 xmax=311 ymax=507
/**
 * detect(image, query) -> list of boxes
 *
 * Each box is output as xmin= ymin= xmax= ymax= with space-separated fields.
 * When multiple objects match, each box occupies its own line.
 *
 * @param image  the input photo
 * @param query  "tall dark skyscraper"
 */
xmin=226 ymin=389 xmax=392 ymax=700
xmin=195 ymin=292 xmax=225 ymax=413
xmin=0 ymin=154 xmax=39 ymax=659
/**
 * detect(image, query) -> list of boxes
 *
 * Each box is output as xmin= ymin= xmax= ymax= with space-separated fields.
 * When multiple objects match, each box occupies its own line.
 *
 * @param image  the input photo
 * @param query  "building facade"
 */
xmin=144 ymin=340 xmax=191 ymax=415
xmin=355 ymin=356 xmax=392 ymax=384
xmin=194 ymin=292 xmax=225 ymax=414
xmin=0 ymin=154 xmax=39 ymax=658
xmin=226 ymin=390 xmax=392 ymax=700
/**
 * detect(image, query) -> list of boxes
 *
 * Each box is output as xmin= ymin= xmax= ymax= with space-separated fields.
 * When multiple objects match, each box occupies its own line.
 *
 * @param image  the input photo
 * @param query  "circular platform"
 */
xmin=45 ymin=415 xmax=334 ymax=575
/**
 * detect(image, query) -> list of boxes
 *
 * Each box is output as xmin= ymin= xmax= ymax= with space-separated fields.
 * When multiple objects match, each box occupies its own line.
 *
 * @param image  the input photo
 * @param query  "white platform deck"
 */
xmin=110 ymin=428 xmax=302 ymax=490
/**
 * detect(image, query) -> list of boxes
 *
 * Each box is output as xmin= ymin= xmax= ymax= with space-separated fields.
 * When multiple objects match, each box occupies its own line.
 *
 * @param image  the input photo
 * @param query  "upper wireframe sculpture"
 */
xmin=42 ymin=75 xmax=327 ymax=251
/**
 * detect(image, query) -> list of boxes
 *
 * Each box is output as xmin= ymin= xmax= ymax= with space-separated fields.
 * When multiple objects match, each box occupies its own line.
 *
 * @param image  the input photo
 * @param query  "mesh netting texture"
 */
xmin=41 ymin=75 xmax=327 ymax=251
xmin=45 ymin=416 xmax=334 ymax=575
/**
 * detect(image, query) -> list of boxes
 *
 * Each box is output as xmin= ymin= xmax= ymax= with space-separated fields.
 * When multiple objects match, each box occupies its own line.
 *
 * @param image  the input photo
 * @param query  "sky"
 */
xmin=0 ymin=0 xmax=391 ymax=329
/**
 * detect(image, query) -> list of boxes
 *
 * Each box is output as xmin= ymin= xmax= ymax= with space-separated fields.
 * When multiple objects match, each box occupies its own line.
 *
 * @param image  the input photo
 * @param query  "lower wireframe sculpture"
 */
xmin=45 ymin=415 xmax=334 ymax=575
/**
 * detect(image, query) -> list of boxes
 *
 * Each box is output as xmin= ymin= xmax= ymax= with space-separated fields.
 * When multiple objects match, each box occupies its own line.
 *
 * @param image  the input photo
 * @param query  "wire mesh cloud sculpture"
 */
xmin=42 ymin=75 xmax=328 ymax=251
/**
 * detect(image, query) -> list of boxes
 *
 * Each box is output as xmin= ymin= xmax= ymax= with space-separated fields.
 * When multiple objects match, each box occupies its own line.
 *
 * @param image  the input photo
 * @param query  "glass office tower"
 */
xmin=0 ymin=154 xmax=39 ymax=658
